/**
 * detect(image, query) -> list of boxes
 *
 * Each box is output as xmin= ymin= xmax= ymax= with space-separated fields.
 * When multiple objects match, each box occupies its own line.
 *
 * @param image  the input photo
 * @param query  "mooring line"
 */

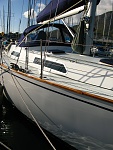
xmin=11 ymin=74 xmax=56 ymax=150
xmin=0 ymin=141 xmax=12 ymax=150
xmin=12 ymin=71 xmax=59 ymax=128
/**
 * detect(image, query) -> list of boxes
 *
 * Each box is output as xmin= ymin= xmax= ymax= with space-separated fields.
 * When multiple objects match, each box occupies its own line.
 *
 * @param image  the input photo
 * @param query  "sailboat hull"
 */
xmin=1 ymin=66 xmax=113 ymax=148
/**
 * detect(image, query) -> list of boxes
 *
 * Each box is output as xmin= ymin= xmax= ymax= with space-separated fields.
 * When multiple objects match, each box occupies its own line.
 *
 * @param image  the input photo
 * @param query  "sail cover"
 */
xmin=36 ymin=0 xmax=100 ymax=23
xmin=17 ymin=24 xmax=39 ymax=45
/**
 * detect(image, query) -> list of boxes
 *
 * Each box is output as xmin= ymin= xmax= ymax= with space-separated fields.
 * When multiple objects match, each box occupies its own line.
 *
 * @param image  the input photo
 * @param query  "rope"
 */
xmin=0 ymin=41 xmax=5 ymax=86
xmin=42 ymin=0 xmax=61 ymax=70
xmin=0 ymin=141 xmax=12 ymax=150
xmin=56 ymin=0 xmax=85 ymax=19
xmin=16 ymin=0 xmax=86 ymax=48
xmin=10 ymin=73 xmax=57 ymax=150
xmin=11 ymin=70 xmax=59 ymax=128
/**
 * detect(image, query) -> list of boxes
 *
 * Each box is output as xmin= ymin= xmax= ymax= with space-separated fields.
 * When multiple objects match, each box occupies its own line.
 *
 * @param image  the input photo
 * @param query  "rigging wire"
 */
xmin=14 ymin=0 xmax=92 ymax=75
xmin=71 ymin=1 xmax=91 ymax=53
xmin=36 ymin=0 xmax=61 ymax=74
xmin=17 ymin=0 xmax=85 ymax=48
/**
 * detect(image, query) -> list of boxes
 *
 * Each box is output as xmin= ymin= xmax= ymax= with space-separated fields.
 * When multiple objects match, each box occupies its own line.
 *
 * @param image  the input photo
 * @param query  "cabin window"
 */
xmin=27 ymin=26 xmax=62 ymax=42
xmin=11 ymin=51 xmax=20 ymax=57
xmin=33 ymin=57 xmax=66 ymax=73
xmin=63 ymin=32 xmax=71 ymax=43
xmin=45 ymin=60 xmax=66 ymax=73
xmin=33 ymin=57 xmax=41 ymax=65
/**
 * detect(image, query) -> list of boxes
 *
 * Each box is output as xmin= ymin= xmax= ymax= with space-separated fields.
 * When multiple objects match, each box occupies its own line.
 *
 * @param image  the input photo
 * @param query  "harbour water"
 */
xmin=0 ymin=96 xmax=76 ymax=150
xmin=1 ymin=97 xmax=113 ymax=150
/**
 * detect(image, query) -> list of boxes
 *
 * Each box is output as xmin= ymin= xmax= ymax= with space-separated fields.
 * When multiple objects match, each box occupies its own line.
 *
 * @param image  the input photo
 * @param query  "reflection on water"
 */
xmin=42 ymin=122 xmax=113 ymax=150
xmin=0 ymin=98 xmax=76 ymax=150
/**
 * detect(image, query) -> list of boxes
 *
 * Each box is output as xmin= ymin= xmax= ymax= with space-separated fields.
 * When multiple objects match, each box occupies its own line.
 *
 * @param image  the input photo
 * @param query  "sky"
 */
xmin=0 ymin=0 xmax=113 ymax=33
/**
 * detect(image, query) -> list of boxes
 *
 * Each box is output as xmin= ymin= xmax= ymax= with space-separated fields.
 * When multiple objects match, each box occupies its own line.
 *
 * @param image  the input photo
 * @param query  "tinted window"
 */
xmin=11 ymin=51 xmax=20 ymax=57
xmin=33 ymin=57 xmax=66 ymax=73
xmin=33 ymin=57 xmax=41 ymax=65
xmin=45 ymin=60 xmax=66 ymax=73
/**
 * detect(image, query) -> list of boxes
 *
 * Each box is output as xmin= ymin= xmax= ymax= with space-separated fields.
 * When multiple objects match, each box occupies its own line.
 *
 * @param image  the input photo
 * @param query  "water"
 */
xmin=0 ymin=97 xmax=76 ymax=150
xmin=1 ymin=98 xmax=113 ymax=150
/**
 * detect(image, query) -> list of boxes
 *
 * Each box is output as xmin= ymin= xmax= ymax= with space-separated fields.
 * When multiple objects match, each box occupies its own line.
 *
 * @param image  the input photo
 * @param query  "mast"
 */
xmin=106 ymin=4 xmax=113 ymax=45
xmin=0 ymin=11 xmax=2 ymax=31
xmin=3 ymin=6 xmax=5 ymax=33
xmin=95 ymin=13 xmax=99 ymax=40
xmin=7 ymin=0 xmax=11 ymax=36
xmin=84 ymin=0 xmax=98 ymax=55
xmin=18 ymin=0 xmax=24 ymax=33
xmin=102 ymin=10 xmax=107 ymax=43
xmin=27 ymin=0 xmax=32 ymax=27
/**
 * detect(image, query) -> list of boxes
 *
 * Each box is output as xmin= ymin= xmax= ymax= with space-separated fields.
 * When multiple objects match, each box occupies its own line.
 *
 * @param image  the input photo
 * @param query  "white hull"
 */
xmin=1 ymin=19 xmax=113 ymax=148
xmin=1 ymin=62 xmax=113 ymax=149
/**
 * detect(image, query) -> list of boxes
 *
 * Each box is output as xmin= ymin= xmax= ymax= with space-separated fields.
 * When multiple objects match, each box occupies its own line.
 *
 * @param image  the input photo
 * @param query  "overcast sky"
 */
xmin=0 ymin=0 xmax=112 ymax=33
xmin=97 ymin=0 xmax=113 ymax=15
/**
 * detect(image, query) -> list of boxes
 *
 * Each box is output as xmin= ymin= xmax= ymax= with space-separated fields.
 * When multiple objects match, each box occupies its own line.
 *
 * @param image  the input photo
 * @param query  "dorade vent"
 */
xmin=11 ymin=51 xmax=20 ymax=57
xmin=33 ymin=57 xmax=66 ymax=73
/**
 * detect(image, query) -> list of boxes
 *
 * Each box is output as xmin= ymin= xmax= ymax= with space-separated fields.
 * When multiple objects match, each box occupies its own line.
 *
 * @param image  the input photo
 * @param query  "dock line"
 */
xmin=0 ymin=141 xmax=12 ymax=150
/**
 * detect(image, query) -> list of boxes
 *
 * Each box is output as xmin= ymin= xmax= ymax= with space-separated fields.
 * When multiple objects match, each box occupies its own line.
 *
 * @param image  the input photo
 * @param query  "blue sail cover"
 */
xmin=36 ymin=0 xmax=100 ymax=23
xmin=17 ymin=24 xmax=40 ymax=46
